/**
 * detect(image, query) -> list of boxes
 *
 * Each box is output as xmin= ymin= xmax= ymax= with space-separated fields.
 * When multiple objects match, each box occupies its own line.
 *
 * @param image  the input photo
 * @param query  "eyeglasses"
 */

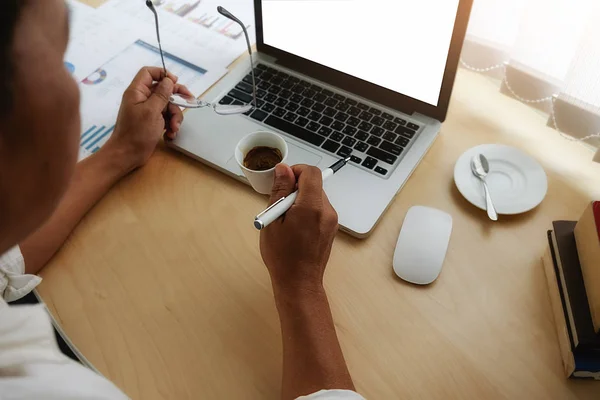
xmin=145 ymin=1 xmax=257 ymax=115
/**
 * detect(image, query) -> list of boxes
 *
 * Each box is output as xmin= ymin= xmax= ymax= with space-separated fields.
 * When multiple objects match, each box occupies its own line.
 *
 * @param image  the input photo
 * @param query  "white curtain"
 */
xmin=461 ymin=0 xmax=600 ymax=146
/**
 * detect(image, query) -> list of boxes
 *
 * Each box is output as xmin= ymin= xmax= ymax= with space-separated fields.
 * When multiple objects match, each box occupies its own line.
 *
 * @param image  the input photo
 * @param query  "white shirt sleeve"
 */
xmin=297 ymin=389 xmax=366 ymax=399
xmin=0 ymin=299 xmax=128 ymax=399
xmin=0 ymin=245 xmax=42 ymax=302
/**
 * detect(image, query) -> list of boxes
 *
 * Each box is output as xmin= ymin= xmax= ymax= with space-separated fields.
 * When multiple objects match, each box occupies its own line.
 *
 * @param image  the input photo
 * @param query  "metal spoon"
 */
xmin=470 ymin=154 xmax=498 ymax=221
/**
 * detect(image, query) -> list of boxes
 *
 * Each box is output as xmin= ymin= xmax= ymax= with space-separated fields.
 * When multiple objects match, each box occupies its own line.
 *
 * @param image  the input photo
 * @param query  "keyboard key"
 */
xmin=380 ymin=141 xmax=403 ymax=156
xmin=265 ymin=93 xmax=277 ymax=102
xmin=264 ymin=115 xmax=326 ymax=146
xmin=342 ymin=126 xmax=357 ymax=136
xmin=232 ymin=100 xmax=244 ymax=106
xmin=322 ymin=140 xmax=341 ymax=153
xmin=261 ymin=103 xmax=275 ymax=113
xmin=299 ymin=80 xmax=311 ymax=87
xmin=362 ymin=157 xmax=377 ymax=169
xmin=321 ymin=89 xmax=334 ymax=97
xmin=345 ymin=98 xmax=358 ymax=106
xmin=228 ymin=89 xmax=253 ymax=103
xmin=371 ymin=116 xmax=385 ymax=127
xmin=250 ymin=109 xmax=268 ymax=121
xmin=357 ymin=121 xmax=372 ymax=131
xmin=354 ymin=141 xmax=368 ymax=152
xmin=367 ymin=147 xmax=397 ymax=164
xmin=369 ymin=107 xmax=382 ymax=115
xmin=359 ymin=111 xmax=373 ymax=121
xmin=306 ymin=121 xmax=320 ymax=132
xmin=395 ymin=136 xmax=409 ymax=147
xmin=280 ymin=89 xmax=292 ymax=98
xmin=256 ymin=63 xmax=267 ymax=70
xmin=312 ymin=103 xmax=325 ymax=112
xmin=310 ymin=84 xmax=322 ymax=92
xmin=265 ymin=67 xmax=277 ymax=75
xmin=295 ymin=116 xmax=309 ymax=127
xmin=288 ymin=76 xmax=300 ymax=84
xmin=275 ymin=98 xmax=288 ymax=107
xmin=407 ymin=122 xmax=420 ymax=130
xmin=331 ymin=131 xmax=345 ymax=142
xmin=367 ymin=135 xmax=381 ymax=146
xmin=285 ymin=102 xmax=299 ymax=112
xmin=292 ymin=85 xmax=305 ymax=94
xmin=297 ymin=107 xmax=310 ymax=116
xmin=291 ymin=94 xmax=303 ymax=103
xmin=342 ymin=136 xmax=357 ymax=147
xmin=236 ymin=82 xmax=253 ymax=93
xmin=325 ymin=98 xmax=338 ymax=107
xmin=346 ymin=117 xmax=360 ymax=127
xmin=271 ymin=77 xmax=283 ymax=86
xmin=335 ymin=102 xmax=350 ymax=112
xmin=337 ymin=146 xmax=353 ymax=158
xmin=314 ymin=93 xmax=327 ymax=103
xmin=277 ymin=71 xmax=289 ymax=79
xmin=244 ymin=107 xmax=253 ymax=116
xmin=274 ymin=107 xmax=287 ymax=117
xmin=258 ymin=81 xmax=271 ymax=90
xmin=395 ymin=126 xmax=416 ymax=138
xmin=308 ymin=111 xmax=321 ymax=121
xmin=348 ymin=106 xmax=361 ymax=117
xmin=303 ymin=89 xmax=316 ymax=98
xmin=319 ymin=116 xmax=333 ymax=126
xmin=281 ymin=80 xmax=294 ymax=89
xmin=256 ymin=99 xmax=265 ymax=108
xmin=371 ymin=127 xmax=385 ymax=137
xmin=375 ymin=166 xmax=388 ymax=175
xmin=269 ymin=86 xmax=282 ymax=95
xmin=301 ymin=98 xmax=314 ymax=108
xmin=383 ymin=131 xmax=397 ymax=142
xmin=357 ymin=102 xmax=369 ymax=110
xmin=318 ymin=126 xmax=333 ymax=137
xmin=333 ymin=93 xmax=346 ymax=102
xmin=383 ymin=121 xmax=397 ymax=131
xmin=323 ymin=107 xmax=336 ymax=117
xmin=334 ymin=112 xmax=349 ymax=122
xmin=394 ymin=117 xmax=407 ymax=125
xmin=350 ymin=155 xmax=362 ymax=164
xmin=256 ymin=89 xmax=267 ymax=99
xmin=382 ymin=112 xmax=394 ymax=121
xmin=219 ymin=95 xmax=233 ymax=105
xmin=355 ymin=130 xmax=369 ymax=141
xmin=284 ymin=112 xmax=297 ymax=122
xmin=261 ymin=72 xmax=274 ymax=81
xmin=331 ymin=121 xmax=344 ymax=131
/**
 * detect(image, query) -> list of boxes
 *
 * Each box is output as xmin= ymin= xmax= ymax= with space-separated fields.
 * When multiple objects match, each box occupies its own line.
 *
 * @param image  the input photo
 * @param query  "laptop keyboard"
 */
xmin=218 ymin=63 xmax=423 ymax=177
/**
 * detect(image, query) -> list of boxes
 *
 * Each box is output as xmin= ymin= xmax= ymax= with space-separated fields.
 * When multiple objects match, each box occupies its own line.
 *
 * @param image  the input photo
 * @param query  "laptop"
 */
xmin=171 ymin=0 xmax=473 ymax=238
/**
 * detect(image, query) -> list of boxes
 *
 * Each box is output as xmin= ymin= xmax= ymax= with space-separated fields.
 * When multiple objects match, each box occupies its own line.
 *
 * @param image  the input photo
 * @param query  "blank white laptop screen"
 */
xmin=261 ymin=0 xmax=460 ymax=107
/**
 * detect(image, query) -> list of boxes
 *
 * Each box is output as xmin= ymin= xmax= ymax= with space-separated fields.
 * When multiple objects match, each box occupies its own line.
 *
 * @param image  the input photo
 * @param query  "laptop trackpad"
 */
xmin=226 ymin=141 xmax=322 ymax=176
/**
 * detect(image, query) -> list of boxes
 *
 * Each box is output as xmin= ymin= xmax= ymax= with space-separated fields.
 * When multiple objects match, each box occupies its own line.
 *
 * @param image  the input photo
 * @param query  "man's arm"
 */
xmin=260 ymin=165 xmax=356 ymax=400
xmin=20 ymin=148 xmax=129 ymax=274
xmin=20 ymin=67 xmax=190 ymax=275
xmin=274 ymin=286 xmax=354 ymax=399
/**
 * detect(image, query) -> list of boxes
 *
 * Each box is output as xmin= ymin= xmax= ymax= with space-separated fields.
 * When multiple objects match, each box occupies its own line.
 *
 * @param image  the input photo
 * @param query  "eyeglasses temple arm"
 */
xmin=218 ymin=6 xmax=257 ymax=109
xmin=146 ymin=1 xmax=168 ymax=78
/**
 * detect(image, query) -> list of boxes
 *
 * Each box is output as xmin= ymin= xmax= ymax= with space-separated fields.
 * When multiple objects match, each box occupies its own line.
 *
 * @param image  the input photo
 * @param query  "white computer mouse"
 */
xmin=393 ymin=206 xmax=453 ymax=285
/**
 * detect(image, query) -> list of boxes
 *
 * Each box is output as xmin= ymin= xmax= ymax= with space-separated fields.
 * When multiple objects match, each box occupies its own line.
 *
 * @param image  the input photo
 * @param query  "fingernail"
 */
xmin=275 ymin=164 xmax=285 ymax=178
xmin=176 ymin=122 xmax=181 ymax=132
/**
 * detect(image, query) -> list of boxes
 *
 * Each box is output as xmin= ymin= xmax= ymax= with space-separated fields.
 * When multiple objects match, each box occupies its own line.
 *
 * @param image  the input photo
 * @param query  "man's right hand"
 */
xmin=259 ymin=164 xmax=338 ymax=295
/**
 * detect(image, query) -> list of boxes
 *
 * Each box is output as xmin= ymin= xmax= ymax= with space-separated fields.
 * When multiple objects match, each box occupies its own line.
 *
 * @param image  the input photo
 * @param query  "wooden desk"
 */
xmin=39 ymin=4 xmax=600 ymax=397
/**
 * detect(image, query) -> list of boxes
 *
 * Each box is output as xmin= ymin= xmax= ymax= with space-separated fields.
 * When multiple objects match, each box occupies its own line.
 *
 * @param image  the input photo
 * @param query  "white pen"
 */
xmin=253 ymin=157 xmax=351 ymax=230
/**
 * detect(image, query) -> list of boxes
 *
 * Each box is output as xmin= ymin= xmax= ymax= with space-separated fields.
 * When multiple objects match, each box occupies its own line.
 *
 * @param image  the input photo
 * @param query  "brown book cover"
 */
xmin=574 ymin=201 xmax=600 ymax=333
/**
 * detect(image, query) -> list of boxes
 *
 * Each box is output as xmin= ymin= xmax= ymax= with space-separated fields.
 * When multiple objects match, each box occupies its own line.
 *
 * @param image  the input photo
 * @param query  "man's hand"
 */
xmin=260 ymin=164 xmax=339 ymax=295
xmin=103 ymin=67 xmax=193 ymax=174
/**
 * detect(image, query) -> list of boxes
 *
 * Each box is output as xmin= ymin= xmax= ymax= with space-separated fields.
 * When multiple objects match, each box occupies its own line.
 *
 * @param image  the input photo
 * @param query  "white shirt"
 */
xmin=0 ymin=246 xmax=364 ymax=399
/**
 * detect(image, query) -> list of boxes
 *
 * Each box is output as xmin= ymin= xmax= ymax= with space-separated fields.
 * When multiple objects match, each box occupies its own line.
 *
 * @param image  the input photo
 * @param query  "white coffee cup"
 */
xmin=235 ymin=131 xmax=289 ymax=195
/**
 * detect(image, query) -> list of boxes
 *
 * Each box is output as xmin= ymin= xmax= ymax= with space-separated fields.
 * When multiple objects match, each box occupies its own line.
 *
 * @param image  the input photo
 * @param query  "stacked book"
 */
xmin=542 ymin=202 xmax=600 ymax=379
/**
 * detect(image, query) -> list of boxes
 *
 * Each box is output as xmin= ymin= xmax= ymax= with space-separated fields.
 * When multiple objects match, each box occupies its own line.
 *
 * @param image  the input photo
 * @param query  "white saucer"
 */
xmin=454 ymin=144 xmax=548 ymax=215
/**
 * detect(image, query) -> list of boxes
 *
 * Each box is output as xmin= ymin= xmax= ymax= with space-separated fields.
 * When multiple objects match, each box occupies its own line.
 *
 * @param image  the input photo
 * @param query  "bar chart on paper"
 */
xmin=159 ymin=0 xmax=202 ymax=17
xmin=80 ymin=124 xmax=116 ymax=154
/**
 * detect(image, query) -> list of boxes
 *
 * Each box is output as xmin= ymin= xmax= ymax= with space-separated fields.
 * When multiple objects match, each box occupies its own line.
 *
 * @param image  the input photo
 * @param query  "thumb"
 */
xmin=147 ymin=77 xmax=175 ymax=112
xmin=269 ymin=163 xmax=296 ymax=205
